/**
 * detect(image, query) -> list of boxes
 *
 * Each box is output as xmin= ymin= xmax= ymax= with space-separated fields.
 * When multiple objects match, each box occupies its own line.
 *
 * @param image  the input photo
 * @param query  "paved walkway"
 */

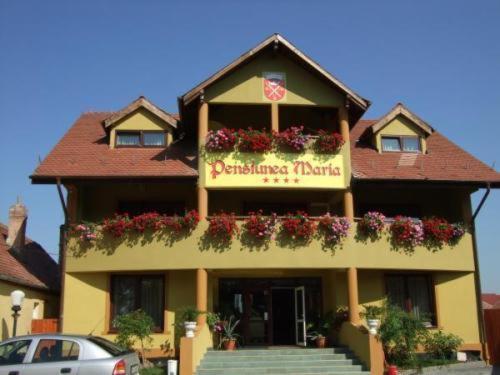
xmin=400 ymin=361 xmax=497 ymax=374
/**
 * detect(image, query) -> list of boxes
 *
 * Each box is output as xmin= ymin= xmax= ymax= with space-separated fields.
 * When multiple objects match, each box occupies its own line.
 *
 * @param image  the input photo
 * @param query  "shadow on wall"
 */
xmin=1 ymin=318 xmax=9 ymax=340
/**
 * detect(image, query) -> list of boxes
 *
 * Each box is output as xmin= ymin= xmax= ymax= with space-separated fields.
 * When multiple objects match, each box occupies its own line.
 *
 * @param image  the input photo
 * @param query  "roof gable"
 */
xmin=103 ymin=96 xmax=178 ymax=129
xmin=371 ymin=103 xmax=433 ymax=135
xmin=180 ymin=34 xmax=370 ymax=111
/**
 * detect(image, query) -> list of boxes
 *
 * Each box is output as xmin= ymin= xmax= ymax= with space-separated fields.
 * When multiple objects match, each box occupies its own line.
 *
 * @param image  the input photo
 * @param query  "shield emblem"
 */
xmin=263 ymin=72 xmax=286 ymax=101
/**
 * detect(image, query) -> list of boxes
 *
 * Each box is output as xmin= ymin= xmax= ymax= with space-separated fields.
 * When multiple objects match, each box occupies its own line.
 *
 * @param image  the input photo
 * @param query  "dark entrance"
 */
xmin=218 ymin=277 xmax=322 ymax=346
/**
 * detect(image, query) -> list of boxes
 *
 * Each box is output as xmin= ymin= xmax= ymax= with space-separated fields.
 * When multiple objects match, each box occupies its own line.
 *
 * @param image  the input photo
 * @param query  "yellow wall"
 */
xmin=205 ymin=51 xmax=345 ymax=106
xmin=66 ymin=222 xmax=475 ymax=273
xmin=63 ymin=271 xmax=197 ymax=355
xmin=375 ymin=115 xmax=427 ymax=153
xmin=0 ymin=281 xmax=58 ymax=340
xmin=109 ymin=108 xmax=173 ymax=149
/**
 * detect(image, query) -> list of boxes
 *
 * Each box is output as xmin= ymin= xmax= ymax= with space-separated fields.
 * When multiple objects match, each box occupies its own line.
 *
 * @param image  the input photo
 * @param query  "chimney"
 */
xmin=6 ymin=199 xmax=28 ymax=248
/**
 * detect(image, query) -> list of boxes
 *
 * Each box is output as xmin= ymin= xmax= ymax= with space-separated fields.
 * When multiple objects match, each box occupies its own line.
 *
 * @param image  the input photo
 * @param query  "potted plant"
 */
xmin=307 ymin=311 xmax=335 ymax=348
xmin=313 ymin=130 xmax=344 ymax=153
xmin=237 ymin=128 xmax=273 ymax=153
xmin=220 ymin=316 xmax=240 ymax=350
xmin=179 ymin=306 xmax=203 ymax=338
xmin=205 ymin=128 xmax=237 ymax=152
xmin=273 ymin=126 xmax=308 ymax=152
xmin=360 ymin=304 xmax=384 ymax=335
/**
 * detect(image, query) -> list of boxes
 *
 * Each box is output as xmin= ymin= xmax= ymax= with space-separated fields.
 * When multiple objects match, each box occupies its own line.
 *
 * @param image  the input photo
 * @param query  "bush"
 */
xmin=113 ymin=310 xmax=154 ymax=362
xmin=360 ymin=304 xmax=384 ymax=320
xmin=378 ymin=304 xmax=427 ymax=367
xmin=424 ymin=330 xmax=463 ymax=360
xmin=179 ymin=306 xmax=204 ymax=322
xmin=140 ymin=368 xmax=165 ymax=375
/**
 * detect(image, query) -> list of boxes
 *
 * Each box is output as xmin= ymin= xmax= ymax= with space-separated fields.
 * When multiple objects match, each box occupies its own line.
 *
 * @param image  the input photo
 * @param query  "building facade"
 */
xmin=31 ymin=34 xmax=500 ymax=373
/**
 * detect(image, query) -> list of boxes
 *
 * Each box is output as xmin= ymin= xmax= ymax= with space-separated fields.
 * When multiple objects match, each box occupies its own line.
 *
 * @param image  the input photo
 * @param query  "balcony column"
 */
xmin=343 ymin=189 xmax=354 ymax=222
xmin=196 ymin=268 xmax=208 ymax=326
xmin=198 ymin=98 xmax=209 ymax=220
xmin=197 ymin=187 xmax=208 ymax=220
xmin=338 ymin=105 xmax=350 ymax=143
xmin=271 ymin=103 xmax=279 ymax=133
xmin=66 ymin=184 xmax=78 ymax=223
xmin=347 ymin=267 xmax=360 ymax=325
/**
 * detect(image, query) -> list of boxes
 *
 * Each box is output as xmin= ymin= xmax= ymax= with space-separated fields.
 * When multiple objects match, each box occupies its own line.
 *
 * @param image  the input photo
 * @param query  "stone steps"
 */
xmin=196 ymin=347 xmax=370 ymax=375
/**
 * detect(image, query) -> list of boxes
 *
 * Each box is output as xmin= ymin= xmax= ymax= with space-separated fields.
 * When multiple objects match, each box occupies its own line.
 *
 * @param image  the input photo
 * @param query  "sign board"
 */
xmin=263 ymin=72 xmax=286 ymax=101
xmin=204 ymin=153 xmax=346 ymax=189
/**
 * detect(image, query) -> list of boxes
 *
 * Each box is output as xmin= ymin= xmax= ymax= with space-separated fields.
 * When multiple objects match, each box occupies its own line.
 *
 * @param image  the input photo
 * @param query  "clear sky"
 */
xmin=0 ymin=1 xmax=498 ymax=291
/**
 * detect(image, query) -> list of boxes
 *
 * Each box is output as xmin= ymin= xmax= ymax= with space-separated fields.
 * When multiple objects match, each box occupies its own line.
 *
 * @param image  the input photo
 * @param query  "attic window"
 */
xmin=116 ymin=131 xmax=166 ymax=147
xmin=381 ymin=136 xmax=421 ymax=153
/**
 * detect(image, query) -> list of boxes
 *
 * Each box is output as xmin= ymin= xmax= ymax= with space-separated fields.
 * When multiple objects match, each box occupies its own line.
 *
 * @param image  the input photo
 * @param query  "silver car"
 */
xmin=0 ymin=334 xmax=140 ymax=375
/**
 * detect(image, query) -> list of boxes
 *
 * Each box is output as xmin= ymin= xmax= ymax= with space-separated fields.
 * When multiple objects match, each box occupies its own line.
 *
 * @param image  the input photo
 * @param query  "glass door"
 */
xmin=243 ymin=287 xmax=271 ymax=345
xmin=294 ymin=286 xmax=306 ymax=346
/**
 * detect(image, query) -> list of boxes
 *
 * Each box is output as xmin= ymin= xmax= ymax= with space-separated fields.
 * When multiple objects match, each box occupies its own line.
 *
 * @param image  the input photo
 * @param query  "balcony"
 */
xmin=66 ymin=220 xmax=474 ymax=273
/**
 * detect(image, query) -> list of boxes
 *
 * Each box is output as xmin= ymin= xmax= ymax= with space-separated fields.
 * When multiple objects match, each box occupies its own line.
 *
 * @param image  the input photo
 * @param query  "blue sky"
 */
xmin=0 ymin=1 xmax=498 ymax=291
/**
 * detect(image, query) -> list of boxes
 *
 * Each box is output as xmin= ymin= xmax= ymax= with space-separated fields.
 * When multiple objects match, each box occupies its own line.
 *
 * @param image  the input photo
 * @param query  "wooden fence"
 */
xmin=484 ymin=309 xmax=500 ymax=365
xmin=31 ymin=319 xmax=59 ymax=334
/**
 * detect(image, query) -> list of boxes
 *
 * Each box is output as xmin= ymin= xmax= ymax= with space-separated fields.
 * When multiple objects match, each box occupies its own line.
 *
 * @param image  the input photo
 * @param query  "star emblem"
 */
xmin=294 ymin=178 xmax=300 ymax=183
xmin=284 ymin=178 xmax=289 ymax=183
xmin=263 ymin=177 xmax=269 ymax=183
xmin=273 ymin=178 xmax=280 ymax=183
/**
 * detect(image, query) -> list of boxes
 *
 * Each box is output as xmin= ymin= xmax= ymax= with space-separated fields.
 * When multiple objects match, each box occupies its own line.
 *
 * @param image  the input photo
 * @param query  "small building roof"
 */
xmin=0 ymin=223 xmax=59 ymax=292
xmin=370 ymin=103 xmax=433 ymax=135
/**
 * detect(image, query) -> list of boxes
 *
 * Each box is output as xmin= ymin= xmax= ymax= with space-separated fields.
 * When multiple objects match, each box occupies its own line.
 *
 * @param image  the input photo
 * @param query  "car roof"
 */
xmin=1 ymin=333 xmax=92 ymax=343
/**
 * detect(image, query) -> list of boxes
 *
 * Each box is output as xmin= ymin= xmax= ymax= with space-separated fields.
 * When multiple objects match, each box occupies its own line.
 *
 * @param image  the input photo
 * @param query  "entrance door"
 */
xmin=243 ymin=287 xmax=271 ymax=345
xmin=271 ymin=288 xmax=295 ymax=345
xmin=294 ymin=286 xmax=307 ymax=346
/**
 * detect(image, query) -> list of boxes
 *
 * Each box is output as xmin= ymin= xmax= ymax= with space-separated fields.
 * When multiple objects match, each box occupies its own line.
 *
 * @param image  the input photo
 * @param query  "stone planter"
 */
xmin=367 ymin=319 xmax=380 ymax=335
xmin=184 ymin=321 xmax=197 ymax=338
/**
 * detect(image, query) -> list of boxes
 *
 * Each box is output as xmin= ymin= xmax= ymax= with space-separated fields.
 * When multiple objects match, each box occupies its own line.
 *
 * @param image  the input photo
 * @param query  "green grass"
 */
xmin=139 ymin=367 xmax=165 ymax=375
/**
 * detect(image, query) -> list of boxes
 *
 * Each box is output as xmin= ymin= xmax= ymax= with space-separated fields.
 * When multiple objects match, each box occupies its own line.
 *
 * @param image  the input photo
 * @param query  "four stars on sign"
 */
xmin=263 ymin=177 xmax=300 ymax=184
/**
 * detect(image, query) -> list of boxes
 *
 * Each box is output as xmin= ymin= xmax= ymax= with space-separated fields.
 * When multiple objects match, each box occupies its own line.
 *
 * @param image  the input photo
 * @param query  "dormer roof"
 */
xmin=370 ymin=103 xmax=433 ymax=135
xmin=180 ymin=33 xmax=370 ymax=114
xmin=103 ymin=96 xmax=178 ymax=129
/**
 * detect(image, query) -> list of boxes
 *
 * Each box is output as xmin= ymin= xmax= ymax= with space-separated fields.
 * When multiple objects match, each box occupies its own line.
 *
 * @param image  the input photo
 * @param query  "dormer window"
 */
xmin=381 ymin=136 xmax=421 ymax=153
xmin=116 ymin=131 xmax=166 ymax=148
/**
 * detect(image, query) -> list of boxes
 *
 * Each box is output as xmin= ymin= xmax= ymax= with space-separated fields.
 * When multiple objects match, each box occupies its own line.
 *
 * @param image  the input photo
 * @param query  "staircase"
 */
xmin=195 ymin=347 xmax=370 ymax=375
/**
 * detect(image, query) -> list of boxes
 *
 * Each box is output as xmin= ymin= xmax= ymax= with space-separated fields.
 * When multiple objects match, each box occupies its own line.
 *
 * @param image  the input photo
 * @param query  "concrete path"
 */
xmin=399 ymin=361 xmax=497 ymax=374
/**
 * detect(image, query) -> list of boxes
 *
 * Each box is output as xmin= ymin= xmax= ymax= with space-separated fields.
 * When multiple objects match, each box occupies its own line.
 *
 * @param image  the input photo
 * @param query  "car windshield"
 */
xmin=87 ymin=337 xmax=131 ymax=356
xmin=0 ymin=340 xmax=32 ymax=366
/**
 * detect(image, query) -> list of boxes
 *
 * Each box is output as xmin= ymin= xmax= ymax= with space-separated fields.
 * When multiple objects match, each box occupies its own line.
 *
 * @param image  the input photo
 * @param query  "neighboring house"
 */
xmin=0 ymin=201 xmax=59 ymax=340
xmin=31 ymin=34 xmax=500 ymax=373
xmin=482 ymin=294 xmax=500 ymax=309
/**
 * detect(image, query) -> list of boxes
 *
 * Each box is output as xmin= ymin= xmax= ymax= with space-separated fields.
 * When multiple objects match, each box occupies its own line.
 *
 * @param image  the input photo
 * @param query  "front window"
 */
xmin=0 ymin=340 xmax=31 ymax=366
xmin=381 ymin=137 xmax=401 ymax=152
xmin=143 ymin=132 xmax=166 ymax=147
xmin=116 ymin=131 xmax=165 ymax=147
xmin=386 ymin=274 xmax=435 ymax=326
xmin=111 ymin=275 xmax=165 ymax=331
xmin=381 ymin=136 xmax=421 ymax=153
xmin=32 ymin=340 xmax=80 ymax=363
xmin=116 ymin=132 xmax=141 ymax=146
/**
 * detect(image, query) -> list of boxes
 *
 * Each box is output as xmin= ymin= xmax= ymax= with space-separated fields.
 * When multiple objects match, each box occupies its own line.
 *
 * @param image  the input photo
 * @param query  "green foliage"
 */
xmin=360 ymin=304 xmax=384 ymax=320
xmin=140 ymin=368 xmax=165 ymax=375
xmin=221 ymin=316 xmax=240 ymax=341
xmin=307 ymin=311 xmax=336 ymax=339
xmin=179 ymin=306 xmax=204 ymax=322
xmin=206 ymin=312 xmax=221 ymax=330
xmin=113 ymin=310 xmax=154 ymax=363
xmin=423 ymin=330 xmax=463 ymax=360
xmin=378 ymin=304 xmax=427 ymax=367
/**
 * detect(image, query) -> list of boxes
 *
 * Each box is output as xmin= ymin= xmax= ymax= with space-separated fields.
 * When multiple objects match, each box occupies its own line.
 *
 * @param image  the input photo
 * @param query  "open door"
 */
xmin=294 ymin=286 xmax=306 ymax=346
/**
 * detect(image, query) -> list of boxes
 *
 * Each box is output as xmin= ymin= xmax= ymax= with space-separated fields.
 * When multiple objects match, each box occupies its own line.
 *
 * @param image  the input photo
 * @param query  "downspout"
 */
xmin=469 ymin=182 xmax=491 ymax=362
xmin=56 ymin=178 xmax=68 ymax=333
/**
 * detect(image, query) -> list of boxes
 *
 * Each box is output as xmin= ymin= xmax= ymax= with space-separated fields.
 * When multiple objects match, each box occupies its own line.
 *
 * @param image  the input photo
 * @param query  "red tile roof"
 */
xmin=0 ymin=223 xmax=59 ymax=291
xmin=32 ymin=112 xmax=499 ymax=186
xmin=350 ymin=120 xmax=500 ymax=186
xmin=482 ymin=294 xmax=500 ymax=309
xmin=31 ymin=112 xmax=197 ymax=181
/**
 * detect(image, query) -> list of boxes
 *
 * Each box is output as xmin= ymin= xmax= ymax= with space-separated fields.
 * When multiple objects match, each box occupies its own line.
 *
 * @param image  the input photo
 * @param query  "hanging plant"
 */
xmin=207 ymin=212 xmax=239 ymax=242
xmin=237 ymin=128 xmax=273 ymax=153
xmin=273 ymin=126 xmax=308 ymax=152
xmin=313 ymin=131 xmax=345 ymax=153
xmin=71 ymin=223 xmax=97 ymax=242
xmin=450 ymin=223 xmax=466 ymax=244
xmin=242 ymin=211 xmax=278 ymax=240
xmin=422 ymin=217 xmax=454 ymax=247
xmin=358 ymin=211 xmax=386 ymax=240
xmin=318 ymin=213 xmax=350 ymax=245
xmin=162 ymin=210 xmax=201 ymax=234
xmin=130 ymin=212 xmax=162 ymax=233
xmin=390 ymin=216 xmax=424 ymax=249
xmin=102 ymin=213 xmax=133 ymax=238
xmin=205 ymin=128 xmax=237 ymax=152
xmin=280 ymin=211 xmax=316 ymax=241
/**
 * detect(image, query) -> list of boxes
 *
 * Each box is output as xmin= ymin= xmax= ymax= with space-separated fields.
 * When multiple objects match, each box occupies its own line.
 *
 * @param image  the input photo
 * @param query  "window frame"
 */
xmin=115 ymin=130 xmax=166 ymax=148
xmin=109 ymin=274 xmax=166 ymax=333
xmin=384 ymin=273 xmax=437 ymax=327
xmin=31 ymin=338 xmax=81 ymax=363
xmin=381 ymin=135 xmax=421 ymax=153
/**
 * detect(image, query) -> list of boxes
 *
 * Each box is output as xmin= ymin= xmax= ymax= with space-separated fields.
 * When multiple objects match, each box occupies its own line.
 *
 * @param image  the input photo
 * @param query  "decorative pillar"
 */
xmin=196 ymin=268 xmax=208 ymax=327
xmin=198 ymin=98 xmax=209 ymax=220
xmin=66 ymin=185 xmax=78 ymax=223
xmin=198 ymin=100 xmax=209 ymax=147
xmin=271 ymin=103 xmax=279 ymax=133
xmin=338 ymin=105 xmax=350 ymax=142
xmin=197 ymin=187 xmax=208 ymax=221
xmin=343 ymin=189 xmax=354 ymax=222
xmin=347 ymin=267 xmax=360 ymax=325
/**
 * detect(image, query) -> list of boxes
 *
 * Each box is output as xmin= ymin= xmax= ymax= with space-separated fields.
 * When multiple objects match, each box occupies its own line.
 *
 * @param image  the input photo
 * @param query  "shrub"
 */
xmin=242 ymin=211 xmax=278 ymax=240
xmin=113 ymin=310 xmax=154 ymax=362
xmin=280 ymin=211 xmax=316 ymax=241
xmin=313 ymin=130 xmax=344 ymax=153
xmin=424 ymin=330 xmax=463 ymax=360
xmin=237 ymin=128 xmax=273 ymax=153
xmin=273 ymin=126 xmax=308 ymax=152
xmin=378 ymin=303 xmax=427 ymax=367
xmin=207 ymin=212 xmax=239 ymax=242
xmin=178 ymin=306 xmax=204 ymax=322
xmin=389 ymin=216 xmax=424 ymax=249
xmin=358 ymin=211 xmax=385 ymax=240
xmin=360 ymin=304 xmax=384 ymax=320
xmin=205 ymin=128 xmax=237 ymax=152
xmin=318 ymin=214 xmax=350 ymax=245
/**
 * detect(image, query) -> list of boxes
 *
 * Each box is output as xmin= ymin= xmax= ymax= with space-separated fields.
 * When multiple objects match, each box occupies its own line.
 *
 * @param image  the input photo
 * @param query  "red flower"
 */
xmin=207 ymin=212 xmax=239 ymax=241
xmin=422 ymin=217 xmax=454 ymax=245
xmin=314 ymin=131 xmax=345 ymax=153
xmin=237 ymin=128 xmax=273 ymax=153
xmin=280 ymin=211 xmax=316 ymax=240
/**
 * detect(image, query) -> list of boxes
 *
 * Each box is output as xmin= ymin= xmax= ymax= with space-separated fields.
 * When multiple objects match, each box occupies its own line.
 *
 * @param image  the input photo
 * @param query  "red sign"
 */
xmin=263 ymin=72 xmax=286 ymax=101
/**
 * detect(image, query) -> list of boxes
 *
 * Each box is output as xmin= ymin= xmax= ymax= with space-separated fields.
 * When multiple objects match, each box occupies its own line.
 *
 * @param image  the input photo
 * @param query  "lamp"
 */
xmin=10 ymin=290 xmax=25 ymax=337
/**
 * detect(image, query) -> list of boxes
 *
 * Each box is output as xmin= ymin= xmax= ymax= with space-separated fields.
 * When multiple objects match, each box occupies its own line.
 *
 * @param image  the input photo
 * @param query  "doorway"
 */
xmin=271 ymin=288 xmax=295 ymax=345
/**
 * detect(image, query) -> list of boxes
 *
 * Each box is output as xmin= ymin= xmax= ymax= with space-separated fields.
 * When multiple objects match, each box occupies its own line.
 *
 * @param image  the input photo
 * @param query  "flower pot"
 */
xmin=386 ymin=364 xmax=398 ymax=375
xmin=315 ymin=336 xmax=326 ymax=348
xmin=367 ymin=319 xmax=380 ymax=335
xmin=184 ymin=321 xmax=197 ymax=338
xmin=224 ymin=339 xmax=236 ymax=351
